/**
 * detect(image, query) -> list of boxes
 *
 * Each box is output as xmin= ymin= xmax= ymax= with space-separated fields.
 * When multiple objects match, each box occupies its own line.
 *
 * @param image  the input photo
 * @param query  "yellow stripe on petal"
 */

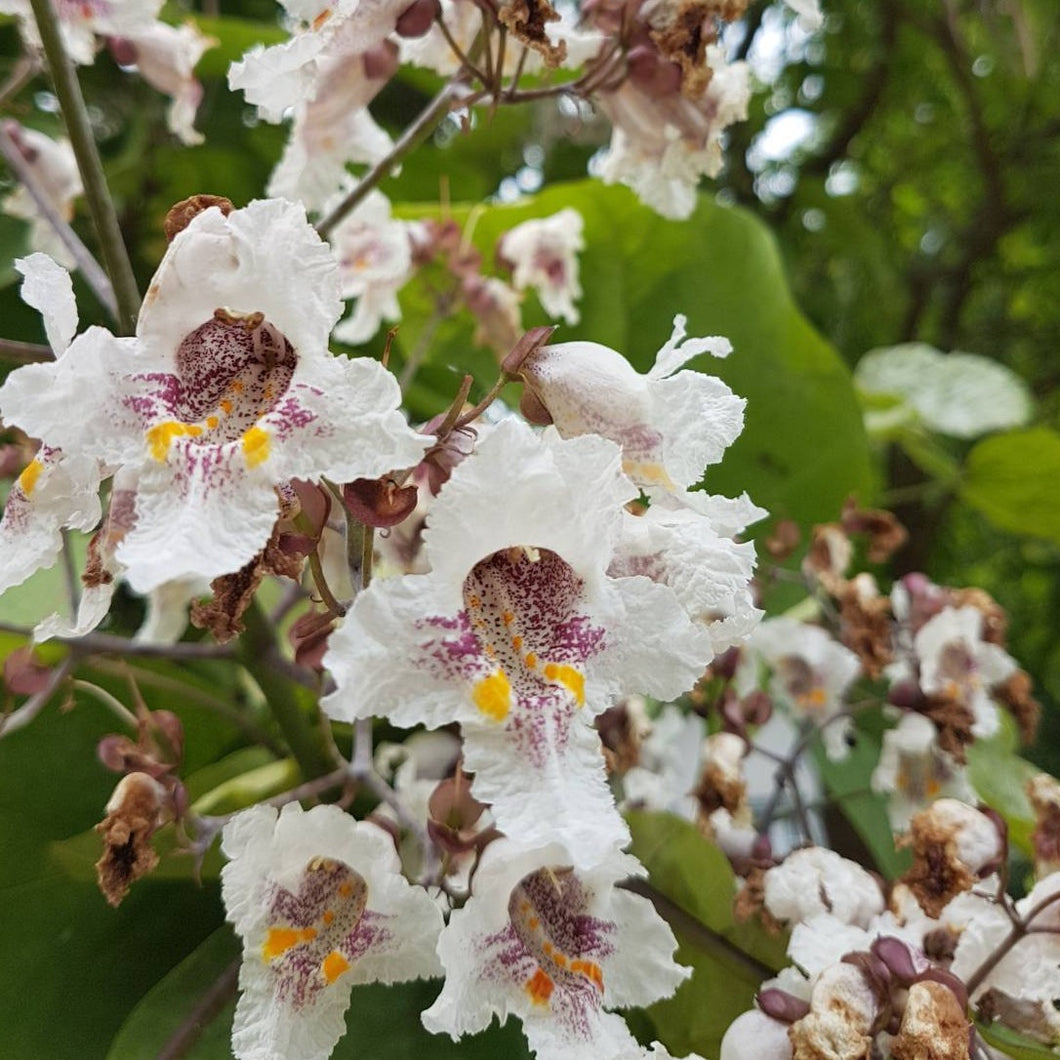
xmin=16 ymin=458 xmax=43 ymax=497
xmin=321 ymin=950 xmax=351 ymax=984
xmin=241 ymin=426 xmax=270 ymax=468
xmin=472 ymin=669 xmax=511 ymax=721
xmin=146 ymin=421 xmax=203 ymax=461
xmin=543 ymin=663 xmax=585 ymax=706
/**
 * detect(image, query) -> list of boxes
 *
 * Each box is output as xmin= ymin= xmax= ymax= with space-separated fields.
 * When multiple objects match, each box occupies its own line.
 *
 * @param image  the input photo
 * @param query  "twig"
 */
xmin=316 ymin=82 xmax=461 ymax=239
xmin=0 ymin=338 xmax=51 ymax=363
xmin=156 ymin=958 xmax=240 ymax=1060
xmin=0 ymin=120 xmax=118 ymax=320
xmin=621 ymin=877 xmax=777 ymax=982
xmin=27 ymin=0 xmax=140 ymax=333
xmin=71 ymin=677 xmax=138 ymax=727
xmin=2 ymin=622 xmax=235 ymax=660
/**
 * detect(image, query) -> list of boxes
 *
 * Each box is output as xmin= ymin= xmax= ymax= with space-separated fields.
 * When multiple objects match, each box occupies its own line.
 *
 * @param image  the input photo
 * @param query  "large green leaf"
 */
xmin=393 ymin=182 xmax=874 ymax=527
xmin=107 ymin=927 xmax=534 ymax=1058
xmin=627 ymin=811 xmax=788 ymax=1058
xmin=961 ymin=427 xmax=1060 ymax=544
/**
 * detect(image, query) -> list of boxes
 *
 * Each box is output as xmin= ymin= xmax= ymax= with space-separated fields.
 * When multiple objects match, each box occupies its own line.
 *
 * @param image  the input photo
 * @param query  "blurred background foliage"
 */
xmin=1 ymin=0 xmax=1059 ymax=1054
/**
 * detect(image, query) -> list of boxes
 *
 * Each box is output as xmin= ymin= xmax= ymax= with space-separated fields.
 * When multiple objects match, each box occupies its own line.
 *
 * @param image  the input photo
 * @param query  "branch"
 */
xmin=316 ymin=82 xmax=461 ymax=239
xmin=156 ymin=958 xmax=240 ymax=1060
xmin=27 ymin=0 xmax=140 ymax=333
xmin=0 ymin=121 xmax=118 ymax=320
xmin=0 ymin=337 xmax=52 ymax=363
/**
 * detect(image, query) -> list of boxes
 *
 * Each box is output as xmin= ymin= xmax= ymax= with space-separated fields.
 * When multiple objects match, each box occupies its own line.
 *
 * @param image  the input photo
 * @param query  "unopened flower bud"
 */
xmin=757 ymin=987 xmax=810 ymax=1024
xmin=107 ymin=36 xmax=138 ymax=66
xmin=3 ymin=645 xmax=52 ymax=695
xmin=395 ymin=0 xmax=441 ymax=37
xmin=627 ymin=45 xmax=683 ymax=96
xmin=362 ymin=40 xmax=400 ymax=82
xmin=871 ymin=935 xmax=927 ymax=984
xmin=343 ymin=476 xmax=418 ymax=528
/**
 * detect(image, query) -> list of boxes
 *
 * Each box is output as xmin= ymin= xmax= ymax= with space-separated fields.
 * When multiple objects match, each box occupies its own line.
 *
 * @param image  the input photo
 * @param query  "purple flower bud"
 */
xmin=395 ymin=0 xmax=441 ymax=37
xmin=757 ymin=988 xmax=810 ymax=1024
xmin=871 ymin=935 xmax=926 ymax=984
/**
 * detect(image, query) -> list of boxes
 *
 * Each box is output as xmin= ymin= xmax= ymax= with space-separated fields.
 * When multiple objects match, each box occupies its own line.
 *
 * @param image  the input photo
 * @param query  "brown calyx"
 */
xmin=163 ymin=194 xmax=234 ymax=242
xmin=898 ymin=820 xmax=975 ymax=919
xmin=918 ymin=693 xmax=976 ymax=764
xmin=890 ymin=979 xmax=971 ymax=1060
xmin=191 ymin=523 xmax=307 ymax=644
xmin=837 ymin=580 xmax=893 ymax=679
xmin=841 ymin=499 xmax=909 ymax=564
xmin=994 ymin=669 xmax=1041 ymax=745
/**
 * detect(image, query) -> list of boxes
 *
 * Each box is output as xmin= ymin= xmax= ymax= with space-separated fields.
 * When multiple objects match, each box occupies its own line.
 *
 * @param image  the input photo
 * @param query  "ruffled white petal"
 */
xmin=16 ymin=253 xmax=78 ymax=354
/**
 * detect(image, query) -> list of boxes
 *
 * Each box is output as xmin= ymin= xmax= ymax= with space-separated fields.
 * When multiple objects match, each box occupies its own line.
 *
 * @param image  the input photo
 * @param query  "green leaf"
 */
xmin=189 ymin=16 xmax=288 ymax=80
xmin=856 ymin=343 xmax=1033 ymax=440
xmin=107 ymin=928 xmax=533 ymax=1059
xmin=627 ymin=811 xmax=788 ymax=1058
xmin=813 ymin=708 xmax=910 ymax=879
xmin=967 ymin=714 xmax=1038 ymax=855
xmin=961 ymin=428 xmax=1060 ymax=544
xmin=394 ymin=182 xmax=874 ymax=527
xmin=976 ymin=1019 xmax=1060 ymax=1059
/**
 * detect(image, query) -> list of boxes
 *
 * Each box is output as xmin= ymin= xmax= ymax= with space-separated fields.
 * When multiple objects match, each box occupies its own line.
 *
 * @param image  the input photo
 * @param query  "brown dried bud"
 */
xmin=163 ymin=195 xmax=234 ymax=242
xmin=1027 ymin=773 xmax=1060 ymax=878
xmin=765 ymin=518 xmax=801 ymax=560
xmin=497 ymin=0 xmax=568 ymax=67
xmin=891 ymin=978 xmax=970 ymax=1060
xmin=342 ymin=476 xmax=418 ymax=528
xmin=993 ymin=669 xmax=1041 ymax=745
xmin=837 ymin=574 xmax=894 ymax=679
xmin=96 ymin=772 xmax=166 ymax=907
xmin=596 ymin=699 xmax=646 ymax=773
xmin=841 ymin=499 xmax=909 ymax=564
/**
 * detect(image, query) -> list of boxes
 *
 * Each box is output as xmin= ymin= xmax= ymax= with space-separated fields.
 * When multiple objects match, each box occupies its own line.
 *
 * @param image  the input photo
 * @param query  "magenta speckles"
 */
xmin=261 ymin=856 xmax=391 ymax=1010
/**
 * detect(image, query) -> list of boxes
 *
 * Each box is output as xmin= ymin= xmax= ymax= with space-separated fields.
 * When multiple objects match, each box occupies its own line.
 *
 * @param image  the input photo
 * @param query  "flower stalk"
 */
xmin=27 ymin=0 xmax=140 ymax=333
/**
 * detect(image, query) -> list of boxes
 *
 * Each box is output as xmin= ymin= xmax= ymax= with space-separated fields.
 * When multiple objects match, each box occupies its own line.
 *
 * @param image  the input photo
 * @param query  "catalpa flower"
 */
xmin=741 ymin=617 xmax=862 ymax=760
xmin=422 ymin=838 xmax=697 ymax=1060
xmin=222 ymin=803 xmax=444 ymax=1060
xmin=329 ymin=189 xmax=418 ymax=344
xmin=0 ymin=199 xmax=428 ymax=594
xmin=497 ymin=209 xmax=585 ymax=326
xmin=109 ymin=21 xmax=216 ymax=146
xmin=267 ymin=47 xmax=396 ymax=212
xmin=0 ymin=0 xmax=161 ymax=65
xmin=0 ymin=255 xmax=100 ymax=598
xmin=322 ymin=418 xmax=713 ymax=866
xmin=518 ymin=314 xmax=742 ymax=498
xmin=1 ymin=124 xmax=83 ymax=270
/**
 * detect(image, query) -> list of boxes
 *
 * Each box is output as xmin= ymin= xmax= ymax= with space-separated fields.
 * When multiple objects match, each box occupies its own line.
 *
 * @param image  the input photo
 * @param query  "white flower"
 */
xmin=0 ymin=0 xmax=161 ymax=65
xmin=519 ymin=314 xmax=742 ymax=497
xmin=720 ymin=1009 xmax=792 ymax=1060
xmin=743 ymin=618 xmax=862 ymax=759
xmin=951 ymin=874 xmax=1060 ymax=1045
xmin=782 ymin=0 xmax=823 ymax=32
xmin=0 ymin=199 xmax=428 ymax=594
xmin=763 ymin=847 xmax=883 ymax=929
xmin=422 ymin=838 xmax=692 ymax=1059
xmin=229 ymin=0 xmax=405 ymax=121
xmin=595 ymin=47 xmax=750 ymax=220
xmin=114 ymin=21 xmax=216 ymax=146
xmin=610 ymin=502 xmax=763 ymax=654
xmin=221 ymin=803 xmax=444 ymax=1060
xmin=871 ymin=713 xmax=974 ymax=829
xmin=0 ymin=256 xmax=100 ymax=598
xmin=328 ymin=189 xmax=416 ymax=344
xmin=322 ymin=419 xmax=713 ymax=866
xmin=267 ymin=50 xmax=395 ymax=212
xmin=910 ymin=606 xmax=1017 ymax=739
xmin=621 ymin=704 xmax=705 ymax=820
xmin=497 ymin=209 xmax=584 ymax=326
xmin=1 ymin=126 xmax=82 ymax=269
